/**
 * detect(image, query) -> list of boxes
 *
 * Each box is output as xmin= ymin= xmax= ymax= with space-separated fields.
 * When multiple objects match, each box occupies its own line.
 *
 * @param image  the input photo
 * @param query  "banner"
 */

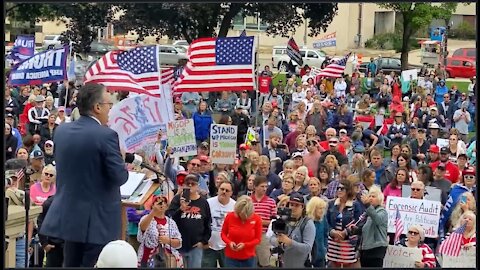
xmin=383 ymin=245 xmax=422 ymax=268
xmin=386 ymin=197 xmax=441 ymax=238
xmin=10 ymin=35 xmax=35 ymax=62
xmin=166 ymin=119 xmax=197 ymax=158
xmin=210 ymin=124 xmax=238 ymax=164
xmin=108 ymin=94 xmax=173 ymax=154
xmin=313 ymin=32 xmax=336 ymax=49
xmin=8 ymin=46 xmax=69 ymax=86
xmin=441 ymin=247 xmax=476 ymax=268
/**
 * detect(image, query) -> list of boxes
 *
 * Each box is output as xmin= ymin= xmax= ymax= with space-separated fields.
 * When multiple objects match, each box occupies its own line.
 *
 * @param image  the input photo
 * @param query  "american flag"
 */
xmin=173 ymin=36 xmax=255 ymax=93
xmin=394 ymin=208 xmax=404 ymax=243
xmin=160 ymin=66 xmax=175 ymax=85
xmin=239 ymin=29 xmax=247 ymax=37
xmin=15 ymin=168 xmax=24 ymax=180
xmin=84 ymin=46 xmax=161 ymax=96
xmin=316 ymin=52 xmax=351 ymax=79
xmin=287 ymin=37 xmax=303 ymax=66
xmin=438 ymin=223 xmax=467 ymax=257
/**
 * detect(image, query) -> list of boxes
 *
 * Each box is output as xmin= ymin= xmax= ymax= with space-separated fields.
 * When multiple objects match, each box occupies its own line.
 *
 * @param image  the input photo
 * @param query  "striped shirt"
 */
xmin=251 ymin=194 xmax=277 ymax=233
xmin=398 ymin=241 xmax=436 ymax=268
xmin=326 ymin=212 xmax=357 ymax=264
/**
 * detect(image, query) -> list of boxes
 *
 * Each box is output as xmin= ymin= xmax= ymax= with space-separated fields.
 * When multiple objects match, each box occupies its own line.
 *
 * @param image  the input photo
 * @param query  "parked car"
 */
xmin=158 ymin=45 xmax=188 ymax=65
xmin=445 ymin=57 xmax=476 ymax=78
xmin=451 ymin=48 xmax=476 ymax=61
xmin=42 ymin=35 xmax=62 ymax=49
xmin=76 ymin=41 xmax=118 ymax=61
xmin=358 ymin=57 xmax=421 ymax=75
xmin=173 ymin=40 xmax=189 ymax=51
xmin=271 ymin=46 xmax=327 ymax=72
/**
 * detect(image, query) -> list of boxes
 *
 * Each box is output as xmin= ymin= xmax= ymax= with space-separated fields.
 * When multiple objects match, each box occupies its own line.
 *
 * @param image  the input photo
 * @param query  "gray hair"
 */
xmin=408 ymin=224 xmax=425 ymax=242
xmin=77 ymin=83 xmax=106 ymax=116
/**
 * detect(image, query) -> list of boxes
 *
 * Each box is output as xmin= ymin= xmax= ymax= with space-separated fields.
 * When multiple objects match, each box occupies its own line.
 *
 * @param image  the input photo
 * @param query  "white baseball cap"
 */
xmin=96 ymin=240 xmax=138 ymax=268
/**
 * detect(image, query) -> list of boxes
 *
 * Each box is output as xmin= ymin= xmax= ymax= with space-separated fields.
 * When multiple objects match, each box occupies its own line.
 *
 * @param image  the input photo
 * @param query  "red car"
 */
xmin=445 ymin=57 xmax=476 ymax=78
xmin=451 ymin=48 xmax=476 ymax=61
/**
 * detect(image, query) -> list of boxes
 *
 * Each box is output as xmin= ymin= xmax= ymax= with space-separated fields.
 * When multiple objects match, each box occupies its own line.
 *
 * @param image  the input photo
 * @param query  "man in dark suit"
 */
xmin=40 ymin=83 xmax=129 ymax=267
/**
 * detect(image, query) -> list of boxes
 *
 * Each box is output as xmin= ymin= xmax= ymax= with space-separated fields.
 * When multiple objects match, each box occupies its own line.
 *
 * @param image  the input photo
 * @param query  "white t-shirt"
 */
xmin=207 ymin=196 xmax=236 ymax=250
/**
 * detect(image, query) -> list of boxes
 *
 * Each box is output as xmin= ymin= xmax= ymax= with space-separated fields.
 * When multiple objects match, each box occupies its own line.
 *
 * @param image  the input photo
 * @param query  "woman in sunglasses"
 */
xmin=29 ymin=164 xmax=56 ymax=206
xmin=138 ymin=195 xmax=183 ymax=267
xmin=325 ymin=179 xmax=364 ymax=268
xmin=395 ymin=224 xmax=436 ymax=268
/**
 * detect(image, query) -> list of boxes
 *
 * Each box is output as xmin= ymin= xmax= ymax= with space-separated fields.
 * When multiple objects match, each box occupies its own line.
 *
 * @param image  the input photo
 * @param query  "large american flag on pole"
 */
xmin=316 ymin=52 xmax=351 ymax=80
xmin=84 ymin=46 xmax=162 ymax=96
xmin=394 ymin=208 xmax=404 ymax=243
xmin=173 ymin=36 xmax=255 ymax=93
xmin=438 ymin=223 xmax=467 ymax=257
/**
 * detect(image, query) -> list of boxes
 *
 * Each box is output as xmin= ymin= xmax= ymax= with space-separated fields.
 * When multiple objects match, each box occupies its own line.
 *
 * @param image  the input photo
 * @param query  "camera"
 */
xmin=271 ymin=207 xmax=292 ymax=234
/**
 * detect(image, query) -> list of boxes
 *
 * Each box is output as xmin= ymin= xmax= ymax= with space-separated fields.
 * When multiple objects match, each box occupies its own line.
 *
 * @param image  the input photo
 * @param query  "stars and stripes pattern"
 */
xmin=316 ymin=52 xmax=351 ymax=79
xmin=84 ymin=46 xmax=161 ymax=96
xmin=160 ymin=66 xmax=175 ymax=85
xmin=394 ymin=208 xmax=404 ymax=243
xmin=239 ymin=29 xmax=247 ymax=37
xmin=173 ymin=36 xmax=255 ymax=93
xmin=287 ymin=37 xmax=303 ymax=66
xmin=438 ymin=223 xmax=467 ymax=257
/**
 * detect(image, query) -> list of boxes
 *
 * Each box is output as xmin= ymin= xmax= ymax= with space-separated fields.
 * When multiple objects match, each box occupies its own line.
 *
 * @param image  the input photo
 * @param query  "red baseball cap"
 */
xmin=176 ymin=171 xmax=188 ymax=186
xmin=463 ymin=166 xmax=476 ymax=176
xmin=428 ymin=145 xmax=439 ymax=154
xmin=198 ymin=155 xmax=210 ymax=163
xmin=239 ymin=143 xmax=250 ymax=150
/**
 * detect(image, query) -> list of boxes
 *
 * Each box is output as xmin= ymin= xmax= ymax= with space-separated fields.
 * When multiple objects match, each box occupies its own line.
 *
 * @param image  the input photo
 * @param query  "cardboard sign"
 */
xmin=401 ymin=185 xmax=442 ymax=202
xmin=441 ymin=247 xmax=476 ymax=268
xmin=386 ymin=197 xmax=442 ymax=238
xmin=401 ymin=69 xmax=418 ymax=81
xmin=109 ymin=94 xmax=173 ymax=153
xmin=166 ymin=119 xmax=197 ymax=158
xmin=436 ymin=138 xmax=449 ymax=148
xmin=383 ymin=245 xmax=422 ymax=268
xmin=210 ymin=124 xmax=238 ymax=164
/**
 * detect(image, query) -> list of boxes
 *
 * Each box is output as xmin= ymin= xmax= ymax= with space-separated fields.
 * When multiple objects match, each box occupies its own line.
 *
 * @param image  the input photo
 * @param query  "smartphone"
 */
xmin=182 ymin=188 xmax=191 ymax=203
xmin=277 ymin=144 xmax=287 ymax=149
xmin=461 ymin=195 xmax=467 ymax=204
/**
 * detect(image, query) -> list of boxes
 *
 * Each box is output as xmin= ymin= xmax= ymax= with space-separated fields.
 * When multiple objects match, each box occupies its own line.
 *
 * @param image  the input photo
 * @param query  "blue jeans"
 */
xmin=181 ymin=247 xmax=203 ymax=268
xmin=225 ymin=256 xmax=256 ymax=268
xmin=16 ymin=236 xmax=27 ymax=268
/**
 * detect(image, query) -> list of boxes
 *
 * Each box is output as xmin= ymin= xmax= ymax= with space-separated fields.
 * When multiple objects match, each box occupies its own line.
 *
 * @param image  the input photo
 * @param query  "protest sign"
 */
xmin=210 ymin=124 xmax=238 ymax=164
xmin=108 ymin=94 xmax=173 ymax=154
xmin=9 ymin=46 xmax=69 ymax=86
xmin=313 ymin=32 xmax=336 ymax=49
xmin=441 ymin=247 xmax=476 ymax=268
xmin=401 ymin=69 xmax=418 ymax=81
xmin=436 ymin=138 xmax=449 ymax=148
xmin=166 ymin=119 xmax=197 ymax=158
xmin=383 ymin=245 xmax=422 ymax=268
xmin=10 ymin=35 xmax=35 ymax=62
xmin=386 ymin=197 xmax=441 ymax=238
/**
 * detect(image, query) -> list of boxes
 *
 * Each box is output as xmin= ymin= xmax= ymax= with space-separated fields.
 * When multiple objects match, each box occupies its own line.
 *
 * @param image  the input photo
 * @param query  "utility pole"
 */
xmin=303 ymin=17 xmax=308 ymax=46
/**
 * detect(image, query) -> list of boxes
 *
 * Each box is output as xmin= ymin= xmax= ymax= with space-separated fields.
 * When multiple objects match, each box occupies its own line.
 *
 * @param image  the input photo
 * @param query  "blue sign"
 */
xmin=430 ymin=27 xmax=446 ymax=42
xmin=313 ymin=39 xmax=336 ymax=49
xmin=11 ymin=35 xmax=35 ymax=62
xmin=8 ymin=46 xmax=69 ymax=86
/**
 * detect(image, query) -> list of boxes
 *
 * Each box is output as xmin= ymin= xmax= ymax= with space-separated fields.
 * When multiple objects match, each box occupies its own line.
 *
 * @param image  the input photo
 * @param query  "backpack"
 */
xmin=298 ymin=217 xmax=317 ymax=267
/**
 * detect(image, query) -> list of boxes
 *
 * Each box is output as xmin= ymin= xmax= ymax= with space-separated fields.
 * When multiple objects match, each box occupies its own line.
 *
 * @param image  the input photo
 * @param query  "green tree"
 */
xmin=114 ymin=3 xmax=338 ymax=43
xmin=378 ymin=3 xmax=457 ymax=70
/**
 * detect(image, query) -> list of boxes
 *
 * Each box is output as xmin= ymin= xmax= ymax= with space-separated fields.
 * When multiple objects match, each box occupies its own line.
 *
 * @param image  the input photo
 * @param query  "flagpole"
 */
xmin=254 ymin=29 xmax=260 ymax=129
xmin=64 ymin=42 xmax=74 ymax=108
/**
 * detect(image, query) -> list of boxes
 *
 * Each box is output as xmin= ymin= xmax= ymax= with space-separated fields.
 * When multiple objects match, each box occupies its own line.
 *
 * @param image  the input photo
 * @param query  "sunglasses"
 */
xmin=408 ymin=231 xmax=419 ymax=236
xmin=44 ymin=173 xmax=54 ymax=177
xmin=185 ymin=181 xmax=198 ymax=187
xmin=190 ymin=163 xmax=201 ymax=167
xmin=464 ymin=175 xmax=475 ymax=179
xmin=219 ymin=187 xmax=232 ymax=193
xmin=306 ymin=141 xmax=317 ymax=146
xmin=329 ymin=141 xmax=339 ymax=144
xmin=411 ymin=188 xmax=422 ymax=192
xmin=337 ymin=186 xmax=345 ymax=191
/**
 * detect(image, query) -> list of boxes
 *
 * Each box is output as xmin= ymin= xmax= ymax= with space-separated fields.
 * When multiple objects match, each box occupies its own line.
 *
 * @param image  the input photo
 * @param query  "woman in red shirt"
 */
xmin=221 ymin=195 xmax=262 ymax=267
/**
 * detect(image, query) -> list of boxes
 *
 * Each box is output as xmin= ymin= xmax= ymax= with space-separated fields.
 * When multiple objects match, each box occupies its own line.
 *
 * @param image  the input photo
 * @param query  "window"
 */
xmin=463 ymin=61 xmax=472 ymax=67
xmin=274 ymin=49 xmax=284 ymax=55
xmin=159 ymin=47 xmax=175 ymax=53
xmin=451 ymin=60 xmax=461 ymax=66
xmin=307 ymin=51 xmax=318 ymax=58
xmin=299 ymin=51 xmax=306 ymax=57
xmin=466 ymin=49 xmax=476 ymax=57
xmin=452 ymin=50 xmax=463 ymax=56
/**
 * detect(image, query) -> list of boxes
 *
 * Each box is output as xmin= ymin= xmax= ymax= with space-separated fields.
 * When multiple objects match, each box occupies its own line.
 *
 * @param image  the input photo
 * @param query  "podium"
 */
xmin=4 ymin=205 xmax=42 ymax=268
xmin=121 ymin=179 xmax=159 ymax=240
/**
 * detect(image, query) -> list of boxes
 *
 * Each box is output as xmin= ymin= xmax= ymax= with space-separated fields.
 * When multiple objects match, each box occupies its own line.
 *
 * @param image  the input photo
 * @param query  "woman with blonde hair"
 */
xmin=447 ymin=192 xmax=476 ymax=233
xmin=440 ymin=211 xmax=476 ymax=257
xmin=244 ymin=150 xmax=260 ymax=176
xmin=293 ymin=166 xmax=310 ymax=195
xmin=278 ymin=160 xmax=295 ymax=180
xmin=30 ymin=164 xmax=56 ymax=206
xmin=221 ymin=195 xmax=262 ymax=267
xmin=351 ymin=153 xmax=367 ymax=177
xmin=270 ymin=174 xmax=299 ymax=203
xmin=324 ymin=155 xmax=340 ymax=180
xmin=306 ymin=197 xmax=328 ymax=267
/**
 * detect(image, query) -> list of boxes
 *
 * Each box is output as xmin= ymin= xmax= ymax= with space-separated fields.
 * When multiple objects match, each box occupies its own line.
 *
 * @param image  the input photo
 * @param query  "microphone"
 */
xmin=125 ymin=153 xmax=165 ymax=182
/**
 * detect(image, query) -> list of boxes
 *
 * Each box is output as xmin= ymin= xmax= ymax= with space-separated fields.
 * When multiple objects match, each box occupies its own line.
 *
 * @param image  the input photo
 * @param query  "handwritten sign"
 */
xmin=210 ymin=124 xmax=237 ymax=164
xmin=383 ymin=245 xmax=422 ymax=268
xmin=109 ymin=94 xmax=173 ymax=153
xmin=167 ymin=119 xmax=197 ymax=158
xmin=441 ymin=247 xmax=476 ymax=268
xmin=386 ymin=197 xmax=441 ymax=238
xmin=436 ymin=138 xmax=449 ymax=149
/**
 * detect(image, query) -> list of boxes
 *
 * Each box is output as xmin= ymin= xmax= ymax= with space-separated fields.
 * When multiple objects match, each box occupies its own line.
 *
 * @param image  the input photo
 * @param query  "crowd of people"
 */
xmin=4 ymin=57 xmax=477 ymax=268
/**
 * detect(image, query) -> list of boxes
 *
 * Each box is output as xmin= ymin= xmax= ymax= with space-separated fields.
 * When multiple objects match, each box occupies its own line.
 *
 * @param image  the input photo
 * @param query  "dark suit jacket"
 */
xmin=40 ymin=116 xmax=129 ymax=245
xmin=261 ymin=146 xmax=288 ymax=174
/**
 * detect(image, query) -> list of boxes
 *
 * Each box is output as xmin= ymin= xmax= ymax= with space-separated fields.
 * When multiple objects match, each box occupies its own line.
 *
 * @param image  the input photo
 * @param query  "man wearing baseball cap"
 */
xmin=430 ymin=147 xmax=460 ymax=183
xmin=427 ymin=145 xmax=440 ymax=163
xmin=29 ymin=149 xmax=45 ymax=183
xmin=431 ymin=163 xmax=451 ymax=204
xmin=43 ymin=140 xmax=55 ymax=166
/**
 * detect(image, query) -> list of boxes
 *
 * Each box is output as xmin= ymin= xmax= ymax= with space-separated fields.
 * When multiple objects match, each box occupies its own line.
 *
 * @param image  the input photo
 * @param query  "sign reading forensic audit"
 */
xmin=167 ymin=119 xmax=197 ymax=158
xmin=8 ymin=46 xmax=69 ymax=86
xmin=210 ymin=124 xmax=237 ymax=164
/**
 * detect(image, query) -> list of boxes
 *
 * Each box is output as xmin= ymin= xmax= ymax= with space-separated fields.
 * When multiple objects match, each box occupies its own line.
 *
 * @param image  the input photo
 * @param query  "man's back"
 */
xmin=40 ymin=116 xmax=129 ymax=245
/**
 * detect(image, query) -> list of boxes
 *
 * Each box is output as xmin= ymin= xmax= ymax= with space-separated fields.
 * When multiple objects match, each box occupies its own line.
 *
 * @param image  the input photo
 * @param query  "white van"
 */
xmin=271 ymin=46 xmax=327 ymax=72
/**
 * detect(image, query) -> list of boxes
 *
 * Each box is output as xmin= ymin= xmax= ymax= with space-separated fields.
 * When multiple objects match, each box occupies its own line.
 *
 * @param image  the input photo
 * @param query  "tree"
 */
xmin=378 ymin=3 xmax=457 ymax=70
xmin=114 ymin=3 xmax=338 ymax=43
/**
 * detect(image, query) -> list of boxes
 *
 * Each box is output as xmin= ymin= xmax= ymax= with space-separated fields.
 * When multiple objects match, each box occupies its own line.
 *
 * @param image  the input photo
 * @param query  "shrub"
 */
xmin=365 ymin=32 xmax=420 ymax=52
xmin=448 ymin=21 xmax=475 ymax=40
